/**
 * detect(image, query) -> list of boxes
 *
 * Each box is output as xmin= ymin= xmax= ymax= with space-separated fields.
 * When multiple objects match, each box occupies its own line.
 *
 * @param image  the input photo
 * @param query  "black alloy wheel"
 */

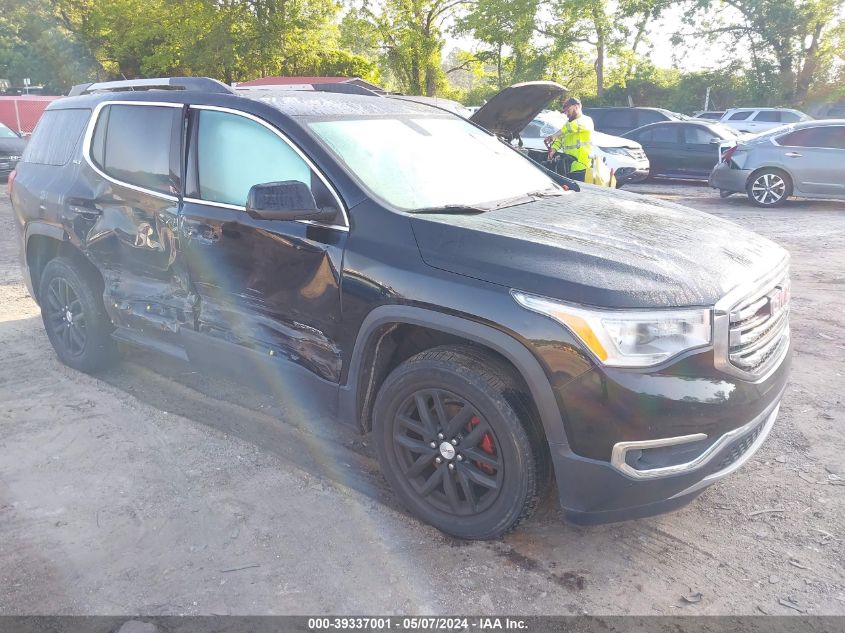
xmin=44 ymin=276 xmax=87 ymax=357
xmin=392 ymin=388 xmax=504 ymax=516
xmin=39 ymin=257 xmax=117 ymax=373
xmin=373 ymin=346 xmax=546 ymax=540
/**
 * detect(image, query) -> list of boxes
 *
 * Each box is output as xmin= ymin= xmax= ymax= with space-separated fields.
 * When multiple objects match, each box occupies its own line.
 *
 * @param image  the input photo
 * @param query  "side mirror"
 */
xmin=245 ymin=181 xmax=336 ymax=222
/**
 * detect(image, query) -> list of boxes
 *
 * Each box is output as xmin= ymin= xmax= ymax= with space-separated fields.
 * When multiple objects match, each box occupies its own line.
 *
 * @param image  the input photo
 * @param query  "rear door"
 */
xmin=775 ymin=125 xmax=845 ymax=196
xmin=724 ymin=110 xmax=755 ymax=132
xmin=632 ymin=124 xmax=681 ymax=176
xmin=749 ymin=110 xmax=782 ymax=132
xmin=80 ymin=101 xmax=192 ymax=349
xmin=179 ymin=105 xmax=348 ymax=412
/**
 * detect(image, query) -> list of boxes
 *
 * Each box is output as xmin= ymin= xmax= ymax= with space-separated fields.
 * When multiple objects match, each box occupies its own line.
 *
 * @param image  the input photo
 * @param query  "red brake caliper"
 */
xmin=467 ymin=416 xmax=496 ymax=475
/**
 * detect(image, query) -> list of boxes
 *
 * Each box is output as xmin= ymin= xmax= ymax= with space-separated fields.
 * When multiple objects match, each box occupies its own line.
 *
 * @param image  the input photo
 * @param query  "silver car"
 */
xmin=709 ymin=119 xmax=845 ymax=207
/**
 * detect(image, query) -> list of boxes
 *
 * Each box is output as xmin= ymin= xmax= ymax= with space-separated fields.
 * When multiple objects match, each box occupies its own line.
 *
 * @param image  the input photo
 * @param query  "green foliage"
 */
xmin=0 ymin=0 xmax=99 ymax=91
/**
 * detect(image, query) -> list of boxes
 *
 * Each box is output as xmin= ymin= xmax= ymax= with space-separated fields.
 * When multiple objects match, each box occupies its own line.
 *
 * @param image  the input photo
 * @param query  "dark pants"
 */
xmin=568 ymin=170 xmax=586 ymax=182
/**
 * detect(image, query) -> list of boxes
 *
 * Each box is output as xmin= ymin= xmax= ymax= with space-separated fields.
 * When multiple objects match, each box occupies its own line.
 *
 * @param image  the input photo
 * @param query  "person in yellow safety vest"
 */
xmin=543 ymin=97 xmax=594 ymax=182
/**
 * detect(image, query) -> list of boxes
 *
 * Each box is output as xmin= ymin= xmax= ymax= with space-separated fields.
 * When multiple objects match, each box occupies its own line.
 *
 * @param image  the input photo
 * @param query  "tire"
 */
xmin=372 ymin=345 xmax=547 ymax=540
xmin=746 ymin=169 xmax=792 ymax=207
xmin=38 ymin=257 xmax=117 ymax=373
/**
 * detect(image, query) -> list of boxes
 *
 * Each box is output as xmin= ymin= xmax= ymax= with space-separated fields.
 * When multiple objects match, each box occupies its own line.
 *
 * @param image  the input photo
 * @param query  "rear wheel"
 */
xmin=747 ymin=169 xmax=791 ymax=207
xmin=39 ymin=257 xmax=117 ymax=373
xmin=373 ymin=346 xmax=546 ymax=540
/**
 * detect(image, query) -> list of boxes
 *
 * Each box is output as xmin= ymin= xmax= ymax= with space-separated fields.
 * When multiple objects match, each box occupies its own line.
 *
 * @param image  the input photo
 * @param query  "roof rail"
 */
xmin=68 ymin=77 xmax=234 ymax=97
xmin=237 ymin=82 xmax=381 ymax=97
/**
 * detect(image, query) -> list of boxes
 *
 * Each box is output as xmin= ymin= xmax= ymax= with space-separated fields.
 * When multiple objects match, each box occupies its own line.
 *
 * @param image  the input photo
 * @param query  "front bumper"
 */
xmin=709 ymin=162 xmax=751 ymax=193
xmin=552 ymin=393 xmax=782 ymax=524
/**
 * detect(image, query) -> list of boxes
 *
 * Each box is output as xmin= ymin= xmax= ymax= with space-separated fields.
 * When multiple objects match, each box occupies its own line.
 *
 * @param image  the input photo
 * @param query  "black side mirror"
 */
xmin=245 ymin=181 xmax=336 ymax=222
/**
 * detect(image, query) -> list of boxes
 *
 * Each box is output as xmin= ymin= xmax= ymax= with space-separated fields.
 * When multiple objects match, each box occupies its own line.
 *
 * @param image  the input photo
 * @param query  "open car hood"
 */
xmin=469 ymin=81 xmax=566 ymax=137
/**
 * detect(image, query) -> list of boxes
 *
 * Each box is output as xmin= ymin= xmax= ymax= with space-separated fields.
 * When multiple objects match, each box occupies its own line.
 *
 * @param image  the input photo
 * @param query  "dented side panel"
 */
xmin=180 ymin=201 xmax=345 ymax=383
xmin=72 ymin=162 xmax=195 ymax=345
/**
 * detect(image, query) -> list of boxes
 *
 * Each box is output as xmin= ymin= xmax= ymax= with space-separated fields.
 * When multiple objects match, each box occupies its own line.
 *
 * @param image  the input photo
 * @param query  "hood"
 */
xmin=470 ymin=81 xmax=566 ymax=137
xmin=0 ymin=136 xmax=26 ymax=156
xmin=593 ymin=130 xmax=641 ymax=149
xmin=410 ymin=188 xmax=787 ymax=309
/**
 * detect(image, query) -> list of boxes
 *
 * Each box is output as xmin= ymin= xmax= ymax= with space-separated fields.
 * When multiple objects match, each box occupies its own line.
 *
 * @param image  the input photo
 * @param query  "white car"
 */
xmin=718 ymin=108 xmax=811 ymax=134
xmin=517 ymin=110 xmax=650 ymax=184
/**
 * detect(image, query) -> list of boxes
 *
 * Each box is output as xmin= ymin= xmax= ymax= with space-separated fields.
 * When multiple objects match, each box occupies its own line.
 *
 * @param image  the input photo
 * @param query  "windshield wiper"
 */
xmin=526 ymin=188 xmax=565 ymax=198
xmin=410 ymin=204 xmax=488 ymax=215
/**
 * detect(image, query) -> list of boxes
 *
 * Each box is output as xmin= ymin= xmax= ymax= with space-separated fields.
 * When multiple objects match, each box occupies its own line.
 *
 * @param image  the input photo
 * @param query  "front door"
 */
xmin=681 ymin=124 xmax=721 ymax=177
xmin=179 ymin=106 xmax=348 ymax=415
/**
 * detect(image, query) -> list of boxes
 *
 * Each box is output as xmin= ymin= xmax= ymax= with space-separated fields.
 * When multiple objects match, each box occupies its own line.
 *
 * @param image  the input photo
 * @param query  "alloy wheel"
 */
xmin=44 ymin=277 xmax=87 ymax=357
xmin=392 ymin=389 xmax=503 ymax=516
xmin=750 ymin=173 xmax=787 ymax=206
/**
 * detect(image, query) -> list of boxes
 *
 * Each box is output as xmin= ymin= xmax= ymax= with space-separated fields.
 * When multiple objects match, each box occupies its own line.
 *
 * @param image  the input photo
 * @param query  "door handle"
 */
xmin=785 ymin=152 xmax=802 ymax=158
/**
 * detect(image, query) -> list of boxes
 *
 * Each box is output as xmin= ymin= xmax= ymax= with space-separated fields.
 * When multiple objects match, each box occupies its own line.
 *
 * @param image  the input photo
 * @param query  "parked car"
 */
xmin=0 ymin=121 xmax=26 ymax=179
xmin=388 ymin=94 xmax=474 ymax=118
xmin=811 ymin=102 xmax=845 ymax=119
xmin=583 ymin=106 xmax=687 ymax=136
xmin=694 ymin=111 xmax=725 ymax=120
xmin=518 ymin=110 xmax=650 ymax=184
xmin=623 ymin=120 xmax=742 ymax=180
xmin=11 ymin=77 xmax=791 ymax=540
xmin=718 ymin=108 xmax=811 ymax=134
xmin=709 ymin=119 xmax=845 ymax=207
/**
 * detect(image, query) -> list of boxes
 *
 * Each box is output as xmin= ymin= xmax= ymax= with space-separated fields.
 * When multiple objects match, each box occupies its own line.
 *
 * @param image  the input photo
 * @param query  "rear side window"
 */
xmin=728 ymin=111 xmax=752 ymax=121
xmin=637 ymin=110 xmax=665 ymax=126
xmin=90 ymin=104 xmax=181 ymax=196
xmin=609 ymin=110 xmax=637 ymax=129
xmin=754 ymin=110 xmax=782 ymax=122
xmin=780 ymin=111 xmax=801 ymax=123
xmin=778 ymin=126 xmax=845 ymax=149
xmin=22 ymin=108 xmax=90 ymax=166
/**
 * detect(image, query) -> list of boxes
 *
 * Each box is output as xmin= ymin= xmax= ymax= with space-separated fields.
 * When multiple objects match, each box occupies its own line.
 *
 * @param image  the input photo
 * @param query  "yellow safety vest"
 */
xmin=551 ymin=114 xmax=594 ymax=173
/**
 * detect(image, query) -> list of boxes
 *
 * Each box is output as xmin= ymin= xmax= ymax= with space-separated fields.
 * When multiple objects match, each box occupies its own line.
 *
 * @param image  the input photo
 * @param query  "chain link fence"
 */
xmin=0 ymin=96 xmax=59 ymax=136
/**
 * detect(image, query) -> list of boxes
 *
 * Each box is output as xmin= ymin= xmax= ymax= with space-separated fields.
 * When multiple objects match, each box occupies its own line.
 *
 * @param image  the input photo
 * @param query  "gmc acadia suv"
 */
xmin=9 ymin=77 xmax=791 ymax=539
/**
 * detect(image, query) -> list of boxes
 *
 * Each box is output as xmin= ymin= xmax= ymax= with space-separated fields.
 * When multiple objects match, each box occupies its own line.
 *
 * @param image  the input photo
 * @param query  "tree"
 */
xmin=346 ymin=0 xmax=470 ymax=95
xmin=679 ymin=0 xmax=845 ymax=104
xmin=454 ymin=0 xmax=539 ymax=89
xmin=0 ymin=0 xmax=99 ymax=92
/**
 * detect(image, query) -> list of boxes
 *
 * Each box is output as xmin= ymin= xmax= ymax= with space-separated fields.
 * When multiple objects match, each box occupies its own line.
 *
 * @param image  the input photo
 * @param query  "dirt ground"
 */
xmin=0 ymin=182 xmax=843 ymax=616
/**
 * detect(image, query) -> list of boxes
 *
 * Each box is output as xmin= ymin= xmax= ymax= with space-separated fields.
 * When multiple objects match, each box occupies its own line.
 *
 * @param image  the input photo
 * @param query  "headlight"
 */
xmin=599 ymin=147 xmax=633 ymax=157
xmin=512 ymin=291 xmax=712 ymax=367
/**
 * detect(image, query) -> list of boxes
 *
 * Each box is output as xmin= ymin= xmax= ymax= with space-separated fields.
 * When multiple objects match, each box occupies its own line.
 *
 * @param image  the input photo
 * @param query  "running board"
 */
xmin=111 ymin=327 xmax=189 ymax=362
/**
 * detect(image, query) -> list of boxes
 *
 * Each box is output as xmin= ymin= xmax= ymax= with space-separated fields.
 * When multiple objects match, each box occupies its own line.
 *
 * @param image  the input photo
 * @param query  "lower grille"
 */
xmin=716 ymin=422 xmax=764 ymax=470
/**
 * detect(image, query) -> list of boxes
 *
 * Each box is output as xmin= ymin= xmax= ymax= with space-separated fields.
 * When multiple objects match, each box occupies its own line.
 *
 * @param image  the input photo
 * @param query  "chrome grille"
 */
xmin=628 ymin=149 xmax=647 ymax=161
xmin=727 ymin=273 xmax=790 ymax=376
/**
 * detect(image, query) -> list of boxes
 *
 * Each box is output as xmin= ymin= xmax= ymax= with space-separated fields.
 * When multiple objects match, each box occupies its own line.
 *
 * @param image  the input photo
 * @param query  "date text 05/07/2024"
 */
xmin=307 ymin=617 xmax=529 ymax=631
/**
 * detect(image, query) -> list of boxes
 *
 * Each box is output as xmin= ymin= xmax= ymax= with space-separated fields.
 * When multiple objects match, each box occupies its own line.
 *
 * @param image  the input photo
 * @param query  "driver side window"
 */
xmin=195 ymin=109 xmax=313 ymax=207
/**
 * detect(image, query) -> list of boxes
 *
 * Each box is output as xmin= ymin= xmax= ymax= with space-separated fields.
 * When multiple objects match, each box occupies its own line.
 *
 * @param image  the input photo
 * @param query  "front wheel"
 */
xmin=373 ymin=346 xmax=547 ymax=540
xmin=746 ymin=169 xmax=791 ymax=207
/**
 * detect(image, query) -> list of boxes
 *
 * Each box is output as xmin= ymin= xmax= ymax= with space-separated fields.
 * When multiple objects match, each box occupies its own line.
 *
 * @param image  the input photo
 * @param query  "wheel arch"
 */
xmin=340 ymin=305 xmax=570 ymax=449
xmin=25 ymin=223 xmax=102 ymax=304
xmin=747 ymin=164 xmax=795 ymax=190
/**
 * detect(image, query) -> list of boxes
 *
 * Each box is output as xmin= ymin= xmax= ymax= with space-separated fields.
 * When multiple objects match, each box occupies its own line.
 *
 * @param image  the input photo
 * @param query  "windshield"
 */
xmin=0 ymin=123 xmax=18 ymax=138
xmin=308 ymin=116 xmax=556 ymax=211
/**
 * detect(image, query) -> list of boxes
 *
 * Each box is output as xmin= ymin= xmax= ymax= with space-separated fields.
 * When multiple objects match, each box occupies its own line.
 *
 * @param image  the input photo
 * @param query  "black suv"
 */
xmin=10 ymin=77 xmax=791 ymax=539
xmin=584 ymin=106 xmax=686 ymax=136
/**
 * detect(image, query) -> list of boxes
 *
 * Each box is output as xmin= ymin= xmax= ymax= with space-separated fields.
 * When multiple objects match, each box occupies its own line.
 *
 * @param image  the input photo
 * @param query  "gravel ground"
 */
xmin=0 ymin=182 xmax=843 ymax=616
